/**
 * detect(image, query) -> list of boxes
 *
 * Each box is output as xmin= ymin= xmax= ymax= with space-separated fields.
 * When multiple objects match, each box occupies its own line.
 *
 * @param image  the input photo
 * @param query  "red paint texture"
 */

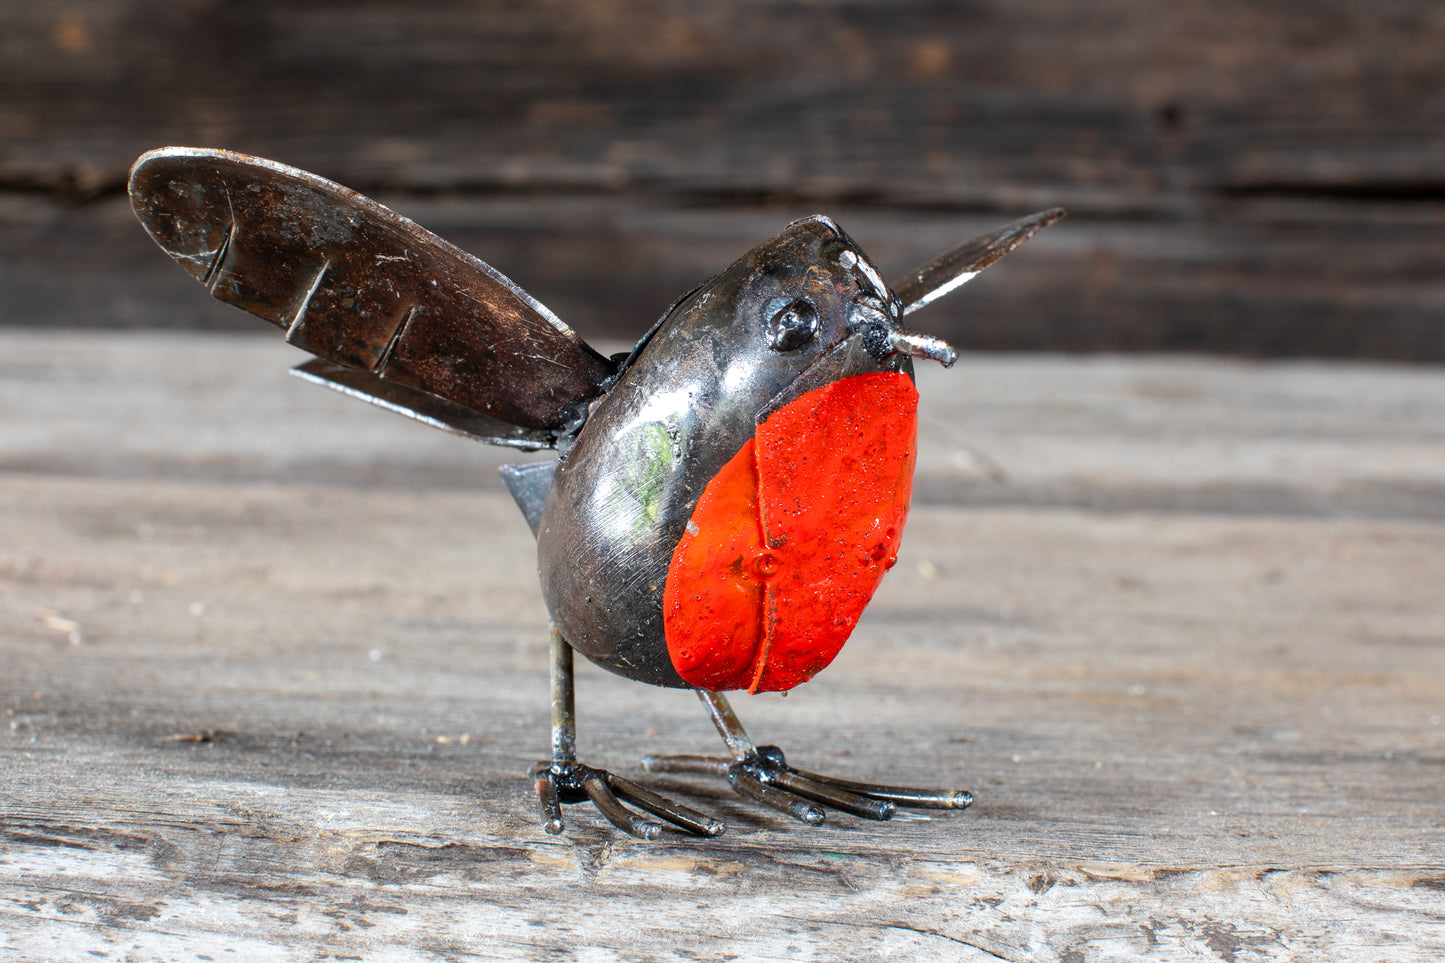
xmin=663 ymin=371 xmax=918 ymax=692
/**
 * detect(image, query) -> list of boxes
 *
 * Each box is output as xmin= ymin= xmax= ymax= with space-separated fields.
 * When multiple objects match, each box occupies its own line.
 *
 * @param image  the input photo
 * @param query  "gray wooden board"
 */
xmin=2 ymin=332 xmax=1443 ymax=961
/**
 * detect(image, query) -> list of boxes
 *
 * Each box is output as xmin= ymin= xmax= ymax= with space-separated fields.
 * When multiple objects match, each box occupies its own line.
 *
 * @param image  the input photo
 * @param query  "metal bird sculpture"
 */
xmin=129 ymin=147 xmax=1063 ymax=839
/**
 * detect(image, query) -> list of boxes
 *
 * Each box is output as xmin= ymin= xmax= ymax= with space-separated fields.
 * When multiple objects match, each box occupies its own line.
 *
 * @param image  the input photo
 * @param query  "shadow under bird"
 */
xmin=128 ymin=147 xmax=1063 ymax=839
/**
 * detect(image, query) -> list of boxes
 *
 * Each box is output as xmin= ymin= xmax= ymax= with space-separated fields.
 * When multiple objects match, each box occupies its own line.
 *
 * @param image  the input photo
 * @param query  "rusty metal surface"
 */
xmin=128 ymin=148 xmax=616 ymax=437
xmin=536 ymin=216 xmax=916 ymax=687
xmin=125 ymin=149 xmax=1063 ymax=838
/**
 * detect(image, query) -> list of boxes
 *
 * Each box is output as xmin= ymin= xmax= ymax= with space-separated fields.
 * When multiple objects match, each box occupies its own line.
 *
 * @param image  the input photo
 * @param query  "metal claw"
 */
xmin=730 ymin=770 xmax=826 ymax=826
xmin=582 ymin=771 xmax=663 ymax=840
xmin=531 ymin=762 xmax=565 ymax=835
xmin=607 ymin=773 xmax=725 ymax=837
xmin=537 ymin=637 xmax=725 ymax=839
xmin=772 ymin=770 xmax=896 ymax=820
xmin=789 ymin=767 xmax=974 ymax=810
xmin=640 ymin=753 xmax=731 ymax=776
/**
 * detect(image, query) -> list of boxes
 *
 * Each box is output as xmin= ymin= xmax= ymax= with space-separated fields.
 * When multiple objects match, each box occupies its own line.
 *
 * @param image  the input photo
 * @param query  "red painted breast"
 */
xmin=663 ymin=371 xmax=919 ymax=692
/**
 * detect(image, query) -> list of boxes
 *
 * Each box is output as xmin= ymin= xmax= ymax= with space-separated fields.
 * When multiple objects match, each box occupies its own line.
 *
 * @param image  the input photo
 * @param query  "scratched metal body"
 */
xmin=538 ymin=216 xmax=914 ymax=686
xmin=130 ymin=147 xmax=1062 ymax=839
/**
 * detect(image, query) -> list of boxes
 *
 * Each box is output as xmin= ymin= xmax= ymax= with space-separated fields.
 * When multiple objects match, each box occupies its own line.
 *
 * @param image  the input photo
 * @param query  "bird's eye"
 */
xmin=767 ymin=298 xmax=819 ymax=352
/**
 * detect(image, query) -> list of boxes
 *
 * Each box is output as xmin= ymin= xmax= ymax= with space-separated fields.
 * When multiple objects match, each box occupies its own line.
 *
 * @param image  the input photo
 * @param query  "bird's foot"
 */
xmin=641 ymin=745 xmax=973 ymax=827
xmin=530 ymin=760 xmax=725 ymax=840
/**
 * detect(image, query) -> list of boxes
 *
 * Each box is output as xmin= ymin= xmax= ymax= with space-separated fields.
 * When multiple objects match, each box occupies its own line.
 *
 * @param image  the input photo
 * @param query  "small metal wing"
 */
xmin=291 ymin=360 xmax=561 ymax=450
xmin=893 ymin=208 xmax=1065 ymax=316
xmin=129 ymin=147 xmax=616 ymax=445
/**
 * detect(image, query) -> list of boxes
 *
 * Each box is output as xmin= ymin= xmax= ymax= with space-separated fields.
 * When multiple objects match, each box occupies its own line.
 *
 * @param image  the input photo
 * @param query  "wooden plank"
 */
xmin=4 ymin=190 xmax=1443 ymax=362
xmin=2 ymin=331 xmax=1442 ymax=960
xmin=2 ymin=1 xmax=1443 ymax=359
xmin=5 ymin=0 xmax=1442 ymax=200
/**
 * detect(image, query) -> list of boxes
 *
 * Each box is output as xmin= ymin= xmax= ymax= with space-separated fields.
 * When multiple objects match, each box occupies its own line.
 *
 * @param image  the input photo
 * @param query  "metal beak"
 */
xmin=887 ymin=329 xmax=958 ymax=368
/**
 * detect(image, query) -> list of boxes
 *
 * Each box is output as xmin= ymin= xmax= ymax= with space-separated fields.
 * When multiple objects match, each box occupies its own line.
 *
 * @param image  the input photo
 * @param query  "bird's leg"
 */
xmin=642 ymin=689 xmax=974 ymax=827
xmin=530 ymin=629 xmax=723 ymax=839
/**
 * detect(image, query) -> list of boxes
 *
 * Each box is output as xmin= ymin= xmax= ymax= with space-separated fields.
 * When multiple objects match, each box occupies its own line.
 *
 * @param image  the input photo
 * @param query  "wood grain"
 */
xmin=2 ymin=331 xmax=1442 ymax=960
xmin=2 ymin=0 xmax=1443 ymax=359
xmin=8 ymin=0 xmax=1443 ymax=200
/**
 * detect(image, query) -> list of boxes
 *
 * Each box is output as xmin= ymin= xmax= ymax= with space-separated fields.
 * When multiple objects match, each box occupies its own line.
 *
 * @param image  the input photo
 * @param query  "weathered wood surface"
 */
xmin=2 ymin=331 xmax=1443 ymax=961
xmin=3 ymin=0 xmax=1443 ymax=359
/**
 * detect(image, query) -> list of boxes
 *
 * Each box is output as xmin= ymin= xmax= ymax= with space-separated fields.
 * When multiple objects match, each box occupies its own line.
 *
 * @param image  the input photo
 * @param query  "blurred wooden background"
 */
xmin=4 ymin=333 xmax=1443 ymax=959
xmin=2 ymin=0 xmax=1442 ymax=358
xmin=4 ymin=6 xmax=1444 ymax=957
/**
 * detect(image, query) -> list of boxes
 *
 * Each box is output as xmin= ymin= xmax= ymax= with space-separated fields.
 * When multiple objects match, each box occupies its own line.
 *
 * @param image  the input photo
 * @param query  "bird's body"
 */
xmin=537 ymin=215 xmax=917 ymax=692
xmin=129 ymin=147 xmax=1061 ymax=838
